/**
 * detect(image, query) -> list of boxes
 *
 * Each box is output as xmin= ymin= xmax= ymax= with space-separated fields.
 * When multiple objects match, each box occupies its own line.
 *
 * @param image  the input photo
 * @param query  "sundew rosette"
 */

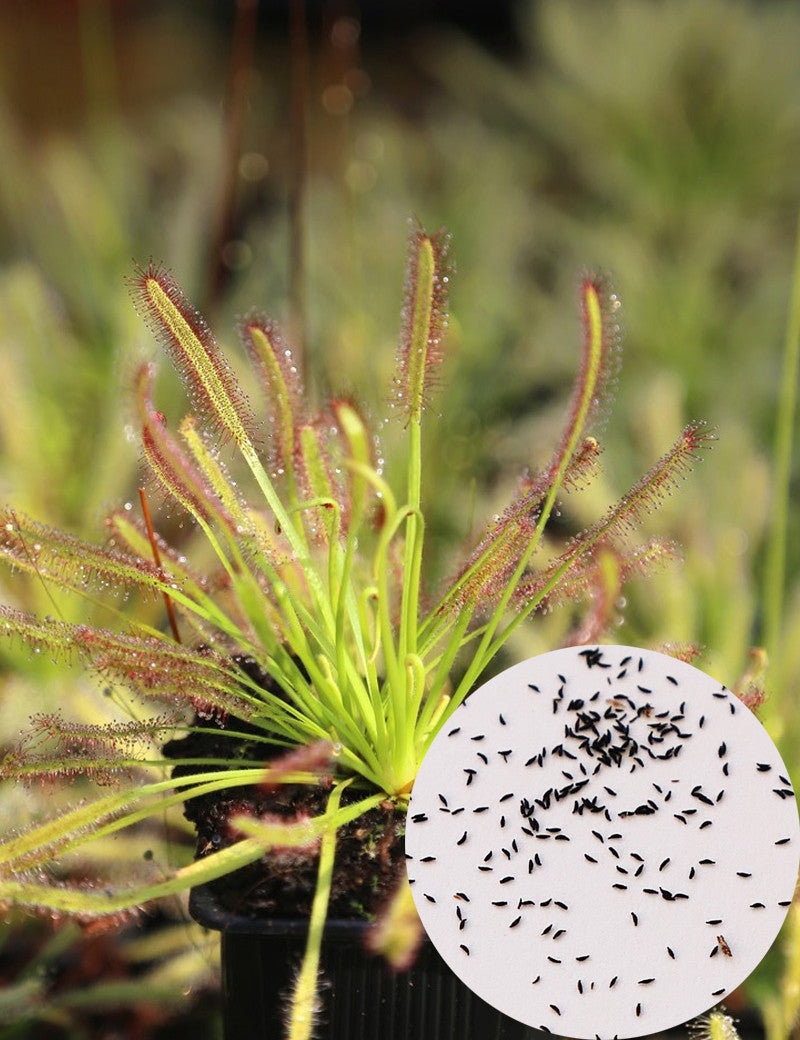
xmin=406 ymin=646 xmax=800 ymax=1039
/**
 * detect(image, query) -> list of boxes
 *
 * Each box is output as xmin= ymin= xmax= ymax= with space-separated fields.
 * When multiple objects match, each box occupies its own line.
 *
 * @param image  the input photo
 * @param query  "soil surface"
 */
xmin=163 ymin=660 xmax=406 ymax=920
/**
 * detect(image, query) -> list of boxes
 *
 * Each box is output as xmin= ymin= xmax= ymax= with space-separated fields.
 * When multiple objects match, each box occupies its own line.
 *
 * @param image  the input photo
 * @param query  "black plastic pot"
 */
xmin=189 ymin=885 xmax=540 ymax=1040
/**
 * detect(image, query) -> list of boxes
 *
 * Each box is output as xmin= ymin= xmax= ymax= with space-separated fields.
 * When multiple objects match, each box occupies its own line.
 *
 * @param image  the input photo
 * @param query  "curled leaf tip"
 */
xmin=392 ymin=223 xmax=451 ymax=424
xmin=240 ymin=315 xmax=305 ymax=475
xmin=130 ymin=261 xmax=254 ymax=447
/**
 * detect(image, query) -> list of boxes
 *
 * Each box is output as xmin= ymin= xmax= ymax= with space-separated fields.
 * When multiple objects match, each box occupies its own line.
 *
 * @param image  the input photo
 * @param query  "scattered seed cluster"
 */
xmin=406 ymin=647 xmax=799 ymax=1040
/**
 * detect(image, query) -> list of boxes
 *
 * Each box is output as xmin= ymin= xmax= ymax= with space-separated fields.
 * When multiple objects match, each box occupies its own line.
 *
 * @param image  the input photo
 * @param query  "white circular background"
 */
xmin=406 ymin=646 xmax=799 ymax=1038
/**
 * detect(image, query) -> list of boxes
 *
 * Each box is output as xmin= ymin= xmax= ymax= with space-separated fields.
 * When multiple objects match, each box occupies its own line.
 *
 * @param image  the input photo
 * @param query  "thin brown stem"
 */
xmin=138 ymin=487 xmax=181 ymax=644
xmin=205 ymin=0 xmax=260 ymax=312
xmin=289 ymin=0 xmax=309 ymax=371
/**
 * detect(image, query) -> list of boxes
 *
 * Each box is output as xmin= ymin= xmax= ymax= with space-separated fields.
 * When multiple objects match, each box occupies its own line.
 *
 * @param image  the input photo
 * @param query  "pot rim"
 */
xmin=188 ymin=882 xmax=396 ymax=938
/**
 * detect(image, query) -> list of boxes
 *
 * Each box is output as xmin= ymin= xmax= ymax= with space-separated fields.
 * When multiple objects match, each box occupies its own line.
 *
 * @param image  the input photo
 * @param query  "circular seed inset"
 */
xmin=407 ymin=646 xmax=799 ymax=1039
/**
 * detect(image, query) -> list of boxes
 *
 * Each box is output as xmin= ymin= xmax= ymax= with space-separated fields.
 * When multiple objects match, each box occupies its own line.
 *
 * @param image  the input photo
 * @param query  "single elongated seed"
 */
xmin=667 ymin=946 xmax=675 ymax=959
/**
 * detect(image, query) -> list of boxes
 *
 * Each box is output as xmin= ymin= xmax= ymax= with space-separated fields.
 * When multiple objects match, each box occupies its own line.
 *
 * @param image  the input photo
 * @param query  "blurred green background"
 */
xmin=2 ymin=0 xmax=800 ymax=1036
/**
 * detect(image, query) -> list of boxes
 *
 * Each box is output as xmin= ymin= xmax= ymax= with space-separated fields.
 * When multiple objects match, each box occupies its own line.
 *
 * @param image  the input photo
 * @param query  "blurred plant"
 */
xmin=0 ymin=910 xmax=219 ymax=1040
xmin=0 ymin=225 xmax=709 ymax=1036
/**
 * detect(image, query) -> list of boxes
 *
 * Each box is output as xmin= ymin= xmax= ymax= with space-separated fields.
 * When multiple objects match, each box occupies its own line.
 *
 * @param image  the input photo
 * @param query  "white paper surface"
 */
xmin=406 ymin=646 xmax=799 ymax=1038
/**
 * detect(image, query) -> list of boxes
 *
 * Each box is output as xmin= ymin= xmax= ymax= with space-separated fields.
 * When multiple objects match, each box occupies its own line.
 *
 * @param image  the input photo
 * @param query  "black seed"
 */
xmin=635 ymin=864 xmax=644 ymax=877
xmin=757 ymin=763 xmax=772 ymax=772
xmin=610 ymin=976 xmax=618 ymax=988
xmin=421 ymin=856 xmax=436 ymax=862
xmin=699 ymin=715 xmax=705 ymax=728
xmin=457 ymin=831 xmax=468 ymax=845
xmin=411 ymin=813 xmax=428 ymax=823
xmin=718 ymin=742 xmax=727 ymax=758
xmin=492 ymin=901 xmax=507 ymax=906
xmin=473 ymin=806 xmax=489 ymax=813
xmin=554 ymin=900 xmax=568 ymax=910
xmin=659 ymin=858 xmax=671 ymax=871
xmin=667 ymin=947 xmax=675 ymax=959
xmin=585 ymin=854 xmax=598 ymax=863
xmin=424 ymin=894 xmax=436 ymax=903
xmin=750 ymin=902 xmax=766 ymax=908
xmin=700 ymin=820 xmax=713 ymax=829
xmin=510 ymin=916 xmax=521 ymax=928
xmin=643 ymin=888 xmax=658 ymax=894
xmin=460 ymin=944 xmax=470 ymax=955
xmin=438 ymin=794 xmax=448 ymax=806
xmin=553 ymin=928 xmax=566 ymax=939
xmin=723 ymin=762 xmax=730 ymax=775
xmin=674 ymin=814 xmax=687 ymax=824
xmin=710 ymin=946 xmax=719 ymax=957
xmin=699 ymin=859 xmax=716 ymax=865
xmin=638 ymin=979 xmax=655 ymax=985
xmin=578 ymin=980 xmax=584 ymax=994
xmin=550 ymin=1005 xmax=561 ymax=1016
xmin=776 ymin=837 xmax=792 ymax=845
xmin=483 ymin=851 xmax=493 ymax=862
xmin=689 ymin=867 xmax=696 ymax=879
xmin=540 ymin=899 xmax=551 ymax=907
xmin=470 ymin=734 xmax=485 ymax=741
xmin=612 ymin=883 xmax=628 ymax=890
xmin=609 ymin=846 xmax=620 ymax=859
xmin=499 ymin=876 xmax=514 ymax=884
xmin=448 ymin=728 xmax=461 ymax=736
xmin=712 ymin=989 xmax=725 ymax=997
xmin=547 ymin=957 xmax=561 ymax=964
xmin=477 ymin=752 xmax=488 ymax=764
xmin=736 ymin=872 xmax=751 ymax=878
xmin=706 ymin=919 xmax=722 ymax=925
xmin=499 ymin=714 xmax=506 ymax=725
xmin=500 ymin=792 xmax=514 ymax=802
xmin=779 ymin=900 xmax=792 ymax=907
xmin=455 ymin=892 xmax=470 ymax=901
xmin=631 ymin=912 xmax=639 ymax=926
xmin=576 ymin=954 xmax=590 ymax=962
xmin=636 ymin=1003 xmax=642 ymax=1017
xmin=531 ymin=975 xmax=541 ymax=984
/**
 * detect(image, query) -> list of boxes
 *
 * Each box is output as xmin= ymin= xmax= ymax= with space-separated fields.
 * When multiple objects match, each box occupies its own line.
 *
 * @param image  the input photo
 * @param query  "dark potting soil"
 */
xmin=163 ymin=661 xmax=406 ymax=921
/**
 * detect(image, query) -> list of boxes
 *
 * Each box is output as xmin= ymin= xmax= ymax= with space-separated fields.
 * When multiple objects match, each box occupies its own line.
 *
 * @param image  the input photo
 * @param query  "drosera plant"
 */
xmin=0 ymin=224 xmax=711 ymax=1036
